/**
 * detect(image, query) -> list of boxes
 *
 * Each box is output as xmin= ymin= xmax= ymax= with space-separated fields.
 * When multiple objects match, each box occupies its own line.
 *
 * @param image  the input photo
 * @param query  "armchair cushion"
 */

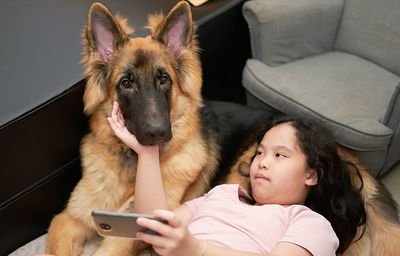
xmin=243 ymin=0 xmax=344 ymax=66
xmin=334 ymin=0 xmax=400 ymax=75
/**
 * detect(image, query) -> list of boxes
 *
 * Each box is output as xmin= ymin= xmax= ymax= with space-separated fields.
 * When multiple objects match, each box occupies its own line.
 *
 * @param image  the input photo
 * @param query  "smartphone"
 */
xmin=92 ymin=210 xmax=167 ymax=239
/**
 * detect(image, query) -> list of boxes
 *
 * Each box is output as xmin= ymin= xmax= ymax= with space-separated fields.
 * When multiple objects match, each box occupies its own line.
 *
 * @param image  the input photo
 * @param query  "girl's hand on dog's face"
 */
xmin=107 ymin=101 xmax=158 ymax=155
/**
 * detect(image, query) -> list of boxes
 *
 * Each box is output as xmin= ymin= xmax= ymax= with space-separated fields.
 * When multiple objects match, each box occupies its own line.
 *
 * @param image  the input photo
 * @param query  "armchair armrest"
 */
xmin=382 ymin=81 xmax=400 ymax=173
xmin=243 ymin=0 xmax=345 ymax=66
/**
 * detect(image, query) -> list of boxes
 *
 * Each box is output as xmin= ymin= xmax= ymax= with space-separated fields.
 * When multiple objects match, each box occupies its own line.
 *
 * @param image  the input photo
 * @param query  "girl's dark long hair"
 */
xmin=249 ymin=116 xmax=366 ymax=253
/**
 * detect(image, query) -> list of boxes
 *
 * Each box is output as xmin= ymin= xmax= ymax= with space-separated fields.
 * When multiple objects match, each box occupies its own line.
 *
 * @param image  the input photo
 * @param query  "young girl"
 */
xmin=107 ymin=102 xmax=366 ymax=256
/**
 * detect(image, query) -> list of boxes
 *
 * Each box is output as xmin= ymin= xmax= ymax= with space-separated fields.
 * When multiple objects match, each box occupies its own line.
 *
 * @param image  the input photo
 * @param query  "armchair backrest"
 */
xmin=334 ymin=0 xmax=400 ymax=76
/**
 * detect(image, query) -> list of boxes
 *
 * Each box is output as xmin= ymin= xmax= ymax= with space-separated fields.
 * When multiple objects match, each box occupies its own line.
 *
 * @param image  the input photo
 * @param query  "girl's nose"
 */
xmin=259 ymin=156 xmax=270 ymax=170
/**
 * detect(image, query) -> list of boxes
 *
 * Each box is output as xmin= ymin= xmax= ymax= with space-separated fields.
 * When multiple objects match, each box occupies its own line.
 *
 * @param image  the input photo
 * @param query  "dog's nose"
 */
xmin=146 ymin=123 xmax=172 ymax=144
xmin=149 ymin=128 xmax=165 ymax=140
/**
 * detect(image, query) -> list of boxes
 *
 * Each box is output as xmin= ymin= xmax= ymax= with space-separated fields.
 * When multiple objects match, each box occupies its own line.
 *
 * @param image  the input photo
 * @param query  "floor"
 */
xmin=380 ymin=161 xmax=400 ymax=216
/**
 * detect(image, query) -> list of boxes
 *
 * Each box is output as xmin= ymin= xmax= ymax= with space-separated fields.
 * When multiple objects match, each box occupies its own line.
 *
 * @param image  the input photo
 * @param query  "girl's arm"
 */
xmin=134 ymin=147 xmax=168 ymax=213
xmin=107 ymin=101 xmax=168 ymax=213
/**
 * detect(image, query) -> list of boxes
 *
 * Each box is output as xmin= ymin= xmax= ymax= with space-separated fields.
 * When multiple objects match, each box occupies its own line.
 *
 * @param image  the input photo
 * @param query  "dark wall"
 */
xmin=0 ymin=82 xmax=87 ymax=254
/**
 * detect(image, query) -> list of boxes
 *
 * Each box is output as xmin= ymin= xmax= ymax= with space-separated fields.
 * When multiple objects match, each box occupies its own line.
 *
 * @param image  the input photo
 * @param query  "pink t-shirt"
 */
xmin=185 ymin=184 xmax=338 ymax=255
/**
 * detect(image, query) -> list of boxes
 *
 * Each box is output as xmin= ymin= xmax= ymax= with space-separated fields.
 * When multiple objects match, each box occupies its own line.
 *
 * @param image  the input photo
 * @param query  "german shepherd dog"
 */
xmin=46 ymin=1 xmax=400 ymax=255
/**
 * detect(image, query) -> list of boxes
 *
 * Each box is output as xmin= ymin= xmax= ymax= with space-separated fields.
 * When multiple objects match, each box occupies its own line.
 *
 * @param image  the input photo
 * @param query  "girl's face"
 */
xmin=250 ymin=123 xmax=317 ymax=206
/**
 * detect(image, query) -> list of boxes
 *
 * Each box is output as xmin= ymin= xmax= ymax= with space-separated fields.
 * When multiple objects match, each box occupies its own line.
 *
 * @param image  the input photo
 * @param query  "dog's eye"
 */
xmin=160 ymin=75 xmax=170 ymax=85
xmin=120 ymin=78 xmax=132 ymax=89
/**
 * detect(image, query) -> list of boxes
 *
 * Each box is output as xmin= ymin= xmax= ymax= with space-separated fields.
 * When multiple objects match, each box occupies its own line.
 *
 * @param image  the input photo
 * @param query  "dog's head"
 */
xmin=82 ymin=1 xmax=202 ymax=145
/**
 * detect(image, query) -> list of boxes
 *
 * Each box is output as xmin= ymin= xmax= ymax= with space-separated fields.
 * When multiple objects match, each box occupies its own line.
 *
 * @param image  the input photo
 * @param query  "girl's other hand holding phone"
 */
xmin=136 ymin=209 xmax=203 ymax=256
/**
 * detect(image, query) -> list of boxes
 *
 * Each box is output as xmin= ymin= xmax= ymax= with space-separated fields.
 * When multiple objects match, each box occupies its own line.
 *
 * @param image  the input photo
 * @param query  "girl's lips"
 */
xmin=255 ymin=173 xmax=269 ymax=181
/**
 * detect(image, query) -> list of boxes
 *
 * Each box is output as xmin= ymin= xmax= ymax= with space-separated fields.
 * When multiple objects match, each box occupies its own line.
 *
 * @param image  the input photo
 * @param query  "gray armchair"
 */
xmin=242 ymin=0 xmax=400 ymax=176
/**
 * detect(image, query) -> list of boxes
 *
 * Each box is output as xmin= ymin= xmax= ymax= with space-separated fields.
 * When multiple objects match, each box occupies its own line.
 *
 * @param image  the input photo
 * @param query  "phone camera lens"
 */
xmin=99 ymin=223 xmax=112 ymax=231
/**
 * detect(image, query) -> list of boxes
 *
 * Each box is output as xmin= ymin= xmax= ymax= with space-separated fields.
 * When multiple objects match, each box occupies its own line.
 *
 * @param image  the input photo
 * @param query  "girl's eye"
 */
xmin=120 ymin=78 xmax=132 ymax=89
xmin=256 ymin=151 xmax=263 ymax=156
xmin=160 ymin=74 xmax=170 ymax=85
xmin=276 ymin=153 xmax=286 ymax=158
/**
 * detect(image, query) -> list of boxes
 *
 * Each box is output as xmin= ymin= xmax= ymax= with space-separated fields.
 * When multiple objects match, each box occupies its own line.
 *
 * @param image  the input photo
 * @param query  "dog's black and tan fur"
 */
xmin=46 ymin=2 xmax=400 ymax=255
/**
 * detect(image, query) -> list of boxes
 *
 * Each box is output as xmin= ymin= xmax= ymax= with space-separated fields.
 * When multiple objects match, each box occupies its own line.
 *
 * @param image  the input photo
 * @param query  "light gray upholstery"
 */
xmin=334 ymin=0 xmax=400 ymax=75
xmin=242 ymin=0 xmax=400 ymax=176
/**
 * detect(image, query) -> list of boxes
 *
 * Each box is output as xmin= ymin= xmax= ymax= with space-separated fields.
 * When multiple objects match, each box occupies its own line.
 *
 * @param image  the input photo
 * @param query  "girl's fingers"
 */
xmin=108 ymin=115 xmax=126 ymax=139
xmin=107 ymin=117 xmax=112 ymax=127
xmin=137 ymin=230 xmax=184 ymax=256
xmin=114 ymin=102 xmax=121 ymax=120
xmin=108 ymin=113 xmax=121 ymax=132
xmin=111 ymin=101 xmax=126 ymax=129
xmin=113 ymin=102 xmax=124 ymax=124
xmin=107 ymin=117 xmax=117 ymax=131
xmin=111 ymin=104 xmax=120 ymax=127
xmin=137 ymin=217 xmax=174 ymax=239
xmin=118 ymin=112 xmax=124 ymax=126
xmin=136 ymin=213 xmax=188 ymax=256
xmin=136 ymin=232 xmax=169 ymax=248
xmin=112 ymin=101 xmax=118 ymax=120
xmin=153 ymin=209 xmax=181 ymax=228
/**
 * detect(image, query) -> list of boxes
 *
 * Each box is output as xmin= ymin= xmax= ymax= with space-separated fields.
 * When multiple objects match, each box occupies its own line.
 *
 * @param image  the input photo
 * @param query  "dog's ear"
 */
xmin=86 ymin=2 xmax=130 ymax=63
xmin=152 ymin=1 xmax=193 ymax=58
xmin=83 ymin=3 xmax=133 ymax=114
